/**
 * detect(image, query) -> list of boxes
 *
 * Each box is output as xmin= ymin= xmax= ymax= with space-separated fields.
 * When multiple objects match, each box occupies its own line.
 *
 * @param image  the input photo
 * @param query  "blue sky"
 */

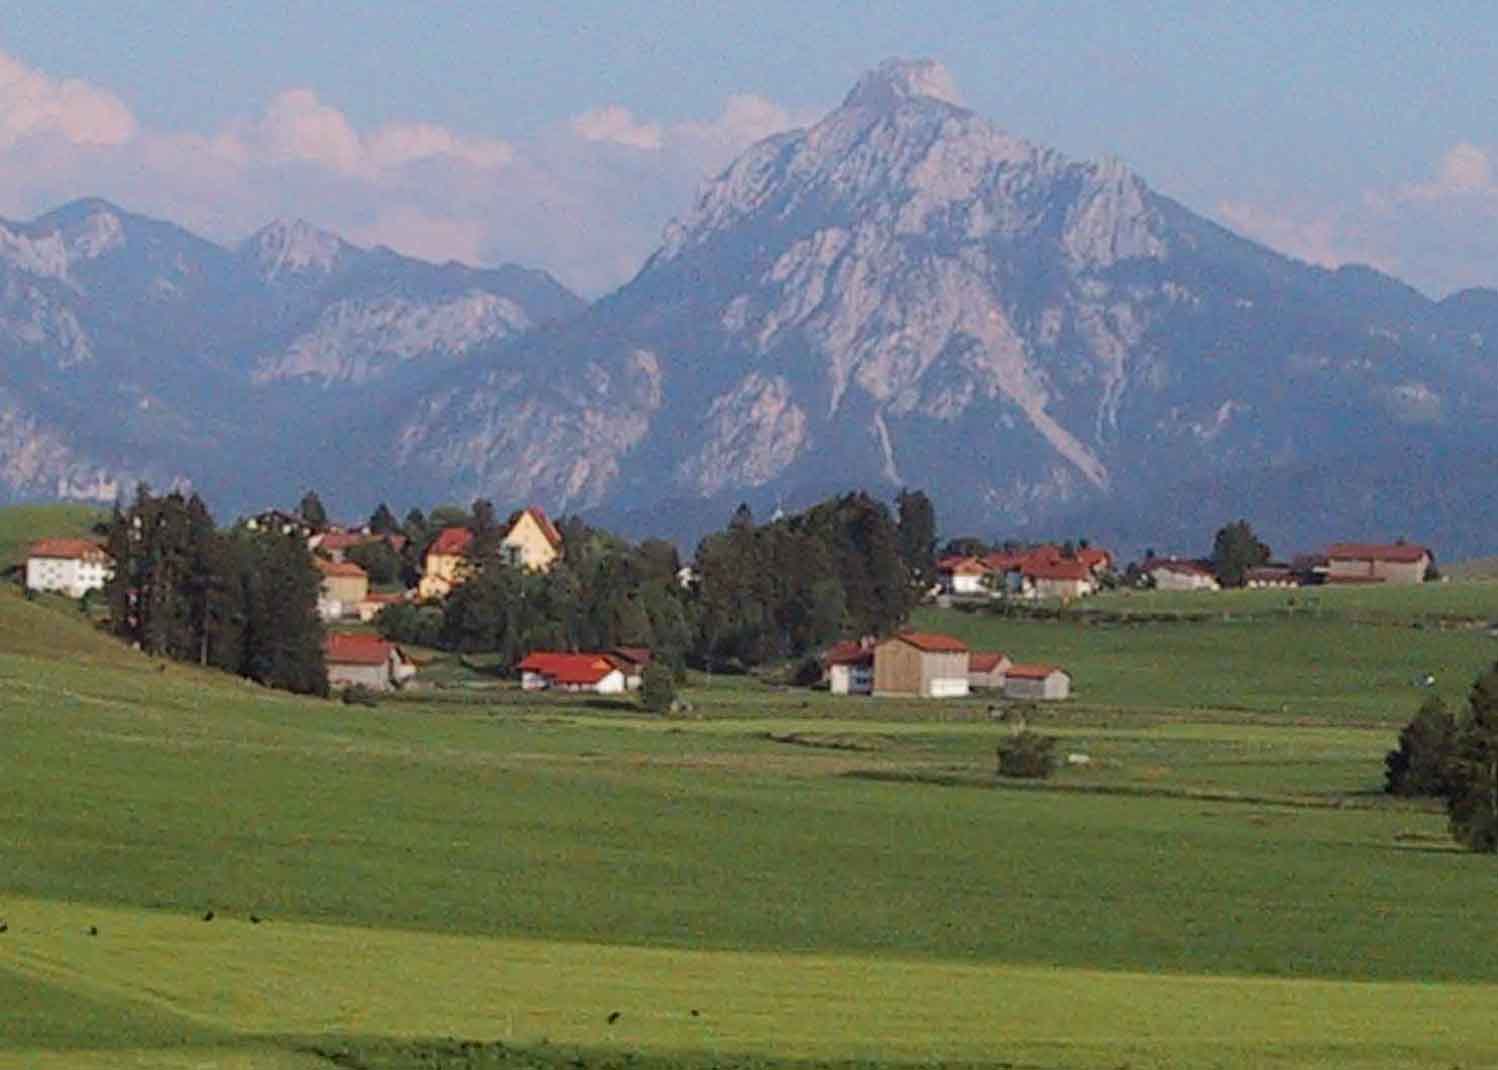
xmin=2 ymin=2 xmax=1496 ymax=296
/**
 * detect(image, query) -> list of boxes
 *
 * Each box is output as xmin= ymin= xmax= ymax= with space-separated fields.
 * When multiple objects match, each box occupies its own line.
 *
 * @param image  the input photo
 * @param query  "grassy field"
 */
xmin=917 ymin=598 xmax=1498 ymax=725
xmin=8 ymin=568 xmax=1498 ymax=1066
xmin=0 ymin=501 xmax=104 ymax=570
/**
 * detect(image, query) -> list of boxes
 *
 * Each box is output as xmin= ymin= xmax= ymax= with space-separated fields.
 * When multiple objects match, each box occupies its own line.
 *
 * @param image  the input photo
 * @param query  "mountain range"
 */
xmin=5 ymin=58 xmax=1498 ymax=558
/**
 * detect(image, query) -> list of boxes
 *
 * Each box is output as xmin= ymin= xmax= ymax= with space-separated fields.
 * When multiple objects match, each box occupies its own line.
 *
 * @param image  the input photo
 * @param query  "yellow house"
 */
xmin=417 ymin=526 xmax=475 ymax=600
xmin=500 ymin=507 xmax=563 ymax=572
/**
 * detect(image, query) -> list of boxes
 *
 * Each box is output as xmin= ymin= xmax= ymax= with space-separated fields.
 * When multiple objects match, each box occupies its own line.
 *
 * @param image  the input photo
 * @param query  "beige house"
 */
xmin=1147 ymin=559 xmax=1220 ymax=591
xmin=418 ymin=526 xmax=475 ymax=600
xmin=1325 ymin=543 xmax=1431 ymax=585
xmin=1003 ymin=664 xmax=1071 ymax=701
xmin=324 ymin=633 xmax=416 ymax=692
xmin=315 ymin=558 xmax=369 ymax=620
xmin=873 ymin=632 xmax=970 ymax=698
xmin=1024 ymin=560 xmax=1095 ymax=600
xmin=968 ymin=651 xmax=1012 ymax=689
xmin=937 ymin=556 xmax=988 ymax=595
xmin=501 ymin=507 xmax=563 ymax=572
xmin=25 ymin=539 xmax=113 ymax=598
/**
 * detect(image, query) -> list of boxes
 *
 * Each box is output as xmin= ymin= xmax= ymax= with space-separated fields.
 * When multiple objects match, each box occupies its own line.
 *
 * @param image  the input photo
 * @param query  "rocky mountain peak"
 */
xmin=243 ymin=218 xmax=350 ymax=281
xmin=842 ymin=58 xmax=963 ymax=112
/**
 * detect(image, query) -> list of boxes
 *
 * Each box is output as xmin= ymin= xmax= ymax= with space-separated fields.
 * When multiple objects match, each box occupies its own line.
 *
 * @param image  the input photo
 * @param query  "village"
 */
xmin=17 ymin=499 xmax=1437 ymax=706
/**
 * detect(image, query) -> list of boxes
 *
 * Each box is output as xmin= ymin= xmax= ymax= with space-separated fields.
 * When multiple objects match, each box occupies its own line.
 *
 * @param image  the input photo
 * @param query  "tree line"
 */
xmin=105 ymin=488 xmax=327 ymax=695
xmin=1386 ymin=663 xmax=1498 ymax=852
xmin=374 ymin=490 xmax=937 ymax=672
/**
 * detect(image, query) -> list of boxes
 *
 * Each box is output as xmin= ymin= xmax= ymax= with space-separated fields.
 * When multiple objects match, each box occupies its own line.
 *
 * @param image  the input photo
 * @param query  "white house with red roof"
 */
xmin=823 ymin=639 xmax=875 ymax=695
xmin=324 ymin=633 xmax=416 ymax=692
xmin=1003 ymin=663 xmax=1071 ymax=701
xmin=936 ymin=555 xmax=988 ymax=595
xmin=517 ymin=651 xmax=627 ymax=694
xmin=1325 ymin=542 xmax=1432 ymax=585
xmin=25 ymin=538 xmax=113 ymax=598
xmin=1146 ymin=558 xmax=1220 ymax=592
xmin=500 ymin=507 xmax=564 ymax=572
xmin=1023 ymin=559 xmax=1096 ymax=600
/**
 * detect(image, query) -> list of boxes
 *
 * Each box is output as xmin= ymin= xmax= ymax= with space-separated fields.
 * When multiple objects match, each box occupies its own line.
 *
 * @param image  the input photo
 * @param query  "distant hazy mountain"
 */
xmin=392 ymin=59 xmax=1498 ymax=557
xmin=0 ymin=200 xmax=582 ymax=508
xmin=7 ymin=60 xmax=1498 ymax=558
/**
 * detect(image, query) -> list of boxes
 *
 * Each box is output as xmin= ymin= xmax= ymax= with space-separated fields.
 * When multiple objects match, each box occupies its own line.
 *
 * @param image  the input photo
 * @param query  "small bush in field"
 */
xmin=997 ymin=731 xmax=1057 ymax=778
xmin=342 ymin=684 xmax=379 ymax=708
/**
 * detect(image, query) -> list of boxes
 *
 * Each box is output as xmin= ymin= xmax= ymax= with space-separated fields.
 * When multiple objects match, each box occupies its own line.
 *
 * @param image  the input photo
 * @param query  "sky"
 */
xmin=2 ymin=2 xmax=1496 ymax=298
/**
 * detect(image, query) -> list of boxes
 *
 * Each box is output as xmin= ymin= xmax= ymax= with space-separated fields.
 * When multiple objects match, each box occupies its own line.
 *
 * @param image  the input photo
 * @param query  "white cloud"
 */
xmin=0 ymin=48 xmax=819 ymax=295
xmin=571 ymin=105 xmax=663 ymax=150
xmin=0 ymin=49 xmax=136 ymax=150
xmin=1396 ymin=142 xmax=1498 ymax=205
xmin=1215 ymin=199 xmax=1390 ymax=272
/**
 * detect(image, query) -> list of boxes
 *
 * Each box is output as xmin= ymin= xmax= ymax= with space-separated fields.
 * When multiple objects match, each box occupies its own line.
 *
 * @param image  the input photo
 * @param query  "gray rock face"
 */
xmin=395 ymin=58 xmax=1498 ymax=556
xmin=8 ymin=59 xmax=1498 ymax=558
xmin=0 ymin=201 xmax=582 ymax=507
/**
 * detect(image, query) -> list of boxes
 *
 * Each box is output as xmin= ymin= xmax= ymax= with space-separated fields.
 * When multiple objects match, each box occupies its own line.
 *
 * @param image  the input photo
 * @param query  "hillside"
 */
xmin=8 ymin=582 xmax=1498 ymax=1066
xmin=0 ymin=502 xmax=103 ymax=570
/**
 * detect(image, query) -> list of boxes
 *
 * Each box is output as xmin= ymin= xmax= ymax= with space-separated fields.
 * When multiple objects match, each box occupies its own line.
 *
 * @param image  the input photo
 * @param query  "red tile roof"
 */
xmin=1075 ymin=547 xmax=1112 ymax=569
xmin=323 ymin=633 xmax=397 ymax=666
xmin=427 ymin=526 xmax=474 ymax=557
xmin=888 ymin=632 xmax=968 ymax=654
xmin=315 ymin=558 xmax=368 ymax=579
xmin=824 ymin=640 xmax=874 ymax=667
xmin=317 ymin=532 xmax=367 ymax=551
xmin=28 ymin=538 xmax=110 ymax=561
xmin=968 ymin=651 xmax=1010 ymax=673
xmin=1326 ymin=542 xmax=1431 ymax=564
xmin=1147 ymin=558 xmax=1215 ymax=577
xmin=1024 ymin=560 xmax=1092 ymax=581
xmin=517 ymin=651 xmax=619 ymax=686
xmin=507 ymin=506 xmax=563 ymax=551
xmin=1005 ymin=663 xmax=1066 ymax=680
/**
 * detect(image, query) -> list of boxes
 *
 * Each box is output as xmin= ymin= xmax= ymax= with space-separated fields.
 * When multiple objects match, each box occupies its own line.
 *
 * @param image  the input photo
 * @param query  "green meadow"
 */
xmin=7 ymin=552 xmax=1498 ymax=1066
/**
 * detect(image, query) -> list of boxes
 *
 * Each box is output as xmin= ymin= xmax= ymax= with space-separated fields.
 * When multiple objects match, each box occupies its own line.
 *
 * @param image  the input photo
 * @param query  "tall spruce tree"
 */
xmin=1447 ymin=663 xmax=1498 ymax=852
xmin=896 ymin=489 xmax=938 ymax=586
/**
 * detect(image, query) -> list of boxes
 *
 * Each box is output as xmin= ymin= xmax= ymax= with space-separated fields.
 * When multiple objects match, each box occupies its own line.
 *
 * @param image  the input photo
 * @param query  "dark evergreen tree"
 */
xmin=896 ymin=489 xmax=938 ymax=585
xmin=298 ymin=490 xmax=328 ymax=530
xmin=1385 ymin=696 xmax=1458 ymax=797
xmin=1447 ymin=664 xmax=1498 ymax=851
xmin=368 ymin=502 xmax=400 ymax=535
xmin=1211 ymin=520 xmax=1271 ymax=587
xmin=346 ymin=540 xmax=403 ymax=586
xmin=242 ymin=532 xmax=328 ymax=696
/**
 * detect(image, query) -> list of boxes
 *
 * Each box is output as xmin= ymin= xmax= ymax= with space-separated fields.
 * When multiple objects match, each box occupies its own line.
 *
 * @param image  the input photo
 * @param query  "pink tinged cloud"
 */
xmin=0 ymin=49 xmax=136 ymax=149
xmin=0 ymin=47 xmax=815 ymax=292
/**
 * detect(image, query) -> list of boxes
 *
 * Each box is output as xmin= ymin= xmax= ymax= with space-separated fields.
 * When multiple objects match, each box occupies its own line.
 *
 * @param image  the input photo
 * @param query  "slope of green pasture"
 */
xmin=1078 ymin=579 xmax=1498 ymax=621
xmin=0 ymin=503 xmax=105 ymax=570
xmin=3 ymin=611 xmax=1496 ymax=984
xmin=5 ymin=896 xmax=1498 ymax=1070
xmin=917 ymin=605 xmax=1497 ymax=723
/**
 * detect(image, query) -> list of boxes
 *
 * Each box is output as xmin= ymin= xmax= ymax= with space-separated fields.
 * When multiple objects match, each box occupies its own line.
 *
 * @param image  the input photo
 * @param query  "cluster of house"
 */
xmin=937 ymin=544 xmax=1113 ymax=601
xmin=822 ymin=632 xmax=1071 ymax=701
xmin=1147 ymin=541 xmax=1435 ymax=591
xmin=935 ymin=540 xmax=1435 ymax=597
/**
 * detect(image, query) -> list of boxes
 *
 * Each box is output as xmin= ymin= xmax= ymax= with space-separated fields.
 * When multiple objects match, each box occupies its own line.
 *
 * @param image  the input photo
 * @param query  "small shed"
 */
xmin=873 ymin=632 xmax=970 ymax=698
xmin=824 ymin=641 xmax=875 ymax=695
xmin=967 ymin=651 xmax=1011 ymax=690
xmin=1002 ymin=664 xmax=1071 ymax=701
xmin=324 ymin=633 xmax=415 ymax=692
